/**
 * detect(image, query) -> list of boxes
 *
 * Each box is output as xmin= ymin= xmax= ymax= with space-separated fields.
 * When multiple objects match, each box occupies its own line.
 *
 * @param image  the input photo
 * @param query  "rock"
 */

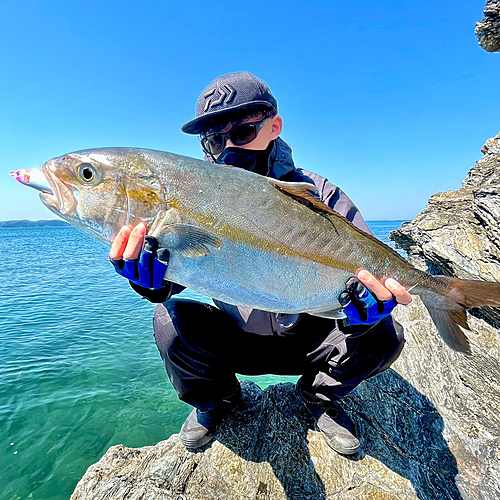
xmin=475 ymin=0 xmax=500 ymax=52
xmin=391 ymin=131 xmax=500 ymax=326
xmin=390 ymin=301 xmax=500 ymax=500
xmin=71 ymin=355 xmax=499 ymax=500
xmin=72 ymin=135 xmax=500 ymax=500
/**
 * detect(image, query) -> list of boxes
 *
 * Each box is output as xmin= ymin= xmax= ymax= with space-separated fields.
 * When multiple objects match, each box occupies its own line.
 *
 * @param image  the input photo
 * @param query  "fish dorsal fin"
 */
xmin=268 ymin=179 xmax=339 ymax=215
xmin=270 ymin=178 xmax=410 ymax=266
xmin=156 ymin=224 xmax=223 ymax=259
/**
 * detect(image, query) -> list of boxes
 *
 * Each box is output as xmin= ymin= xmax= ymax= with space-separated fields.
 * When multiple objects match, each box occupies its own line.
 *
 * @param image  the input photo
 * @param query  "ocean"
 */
xmin=0 ymin=221 xmax=407 ymax=500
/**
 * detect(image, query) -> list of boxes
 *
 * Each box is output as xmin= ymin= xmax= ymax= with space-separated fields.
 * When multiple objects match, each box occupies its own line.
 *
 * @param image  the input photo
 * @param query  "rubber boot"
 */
xmin=297 ymin=381 xmax=360 ymax=455
xmin=180 ymin=382 xmax=241 ymax=449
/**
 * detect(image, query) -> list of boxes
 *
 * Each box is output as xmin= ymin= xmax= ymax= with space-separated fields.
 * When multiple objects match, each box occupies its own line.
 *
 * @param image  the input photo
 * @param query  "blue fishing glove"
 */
xmin=339 ymin=277 xmax=397 ymax=326
xmin=110 ymin=236 xmax=168 ymax=289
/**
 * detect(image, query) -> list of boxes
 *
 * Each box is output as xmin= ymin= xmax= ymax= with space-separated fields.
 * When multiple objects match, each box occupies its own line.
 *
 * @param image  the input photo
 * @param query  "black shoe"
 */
xmin=180 ymin=383 xmax=242 ymax=450
xmin=180 ymin=406 xmax=224 ymax=449
xmin=298 ymin=383 xmax=360 ymax=455
xmin=313 ymin=404 xmax=360 ymax=455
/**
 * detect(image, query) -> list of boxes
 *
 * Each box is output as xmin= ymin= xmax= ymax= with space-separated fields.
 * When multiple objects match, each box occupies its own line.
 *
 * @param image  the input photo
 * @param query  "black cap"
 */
xmin=181 ymin=71 xmax=278 ymax=135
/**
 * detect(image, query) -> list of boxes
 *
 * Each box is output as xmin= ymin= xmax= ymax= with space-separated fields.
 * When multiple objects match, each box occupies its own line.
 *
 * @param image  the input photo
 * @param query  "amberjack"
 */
xmin=13 ymin=147 xmax=500 ymax=354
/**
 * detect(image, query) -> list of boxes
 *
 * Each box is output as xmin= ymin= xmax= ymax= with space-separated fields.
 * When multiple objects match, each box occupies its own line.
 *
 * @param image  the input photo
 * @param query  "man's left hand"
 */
xmin=357 ymin=270 xmax=412 ymax=305
xmin=339 ymin=270 xmax=412 ymax=326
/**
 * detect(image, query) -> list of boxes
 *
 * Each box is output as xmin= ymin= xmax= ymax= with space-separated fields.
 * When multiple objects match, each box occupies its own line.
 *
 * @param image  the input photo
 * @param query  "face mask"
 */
xmin=216 ymin=146 xmax=271 ymax=175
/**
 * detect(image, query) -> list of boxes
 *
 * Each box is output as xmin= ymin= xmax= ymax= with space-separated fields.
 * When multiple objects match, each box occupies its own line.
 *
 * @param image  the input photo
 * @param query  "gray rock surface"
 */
xmin=71 ymin=351 xmax=499 ymax=500
xmin=391 ymin=131 xmax=500 ymax=326
xmin=71 ymin=135 xmax=500 ymax=500
xmin=475 ymin=0 xmax=500 ymax=52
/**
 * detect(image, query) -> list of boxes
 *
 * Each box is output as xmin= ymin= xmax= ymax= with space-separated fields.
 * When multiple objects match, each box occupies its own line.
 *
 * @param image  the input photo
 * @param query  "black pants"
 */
xmin=153 ymin=299 xmax=405 ymax=412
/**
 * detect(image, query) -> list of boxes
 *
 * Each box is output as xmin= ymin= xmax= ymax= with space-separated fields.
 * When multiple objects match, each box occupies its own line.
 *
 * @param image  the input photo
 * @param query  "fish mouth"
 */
xmin=40 ymin=165 xmax=78 ymax=217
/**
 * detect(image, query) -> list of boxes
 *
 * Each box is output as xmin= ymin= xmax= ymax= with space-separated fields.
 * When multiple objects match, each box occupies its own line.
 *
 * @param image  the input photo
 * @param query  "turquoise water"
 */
xmin=0 ymin=221 xmax=406 ymax=500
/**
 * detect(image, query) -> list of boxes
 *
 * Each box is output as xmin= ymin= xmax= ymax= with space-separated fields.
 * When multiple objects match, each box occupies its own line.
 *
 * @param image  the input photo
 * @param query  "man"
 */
xmin=110 ymin=71 xmax=411 ymax=455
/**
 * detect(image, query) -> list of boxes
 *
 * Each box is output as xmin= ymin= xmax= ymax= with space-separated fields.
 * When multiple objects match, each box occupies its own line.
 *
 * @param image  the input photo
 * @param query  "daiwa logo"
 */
xmin=203 ymin=84 xmax=236 ymax=111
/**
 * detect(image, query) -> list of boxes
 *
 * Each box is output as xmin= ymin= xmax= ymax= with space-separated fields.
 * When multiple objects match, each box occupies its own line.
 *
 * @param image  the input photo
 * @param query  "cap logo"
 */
xmin=203 ymin=84 xmax=236 ymax=111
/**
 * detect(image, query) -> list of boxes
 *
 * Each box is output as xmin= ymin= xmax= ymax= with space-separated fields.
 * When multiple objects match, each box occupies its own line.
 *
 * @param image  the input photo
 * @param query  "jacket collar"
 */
xmin=266 ymin=137 xmax=296 ymax=179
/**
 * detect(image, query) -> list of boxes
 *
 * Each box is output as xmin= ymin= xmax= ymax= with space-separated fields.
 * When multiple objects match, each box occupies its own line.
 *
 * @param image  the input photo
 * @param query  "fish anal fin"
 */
xmin=307 ymin=307 xmax=347 ymax=320
xmin=157 ymin=224 xmax=223 ymax=258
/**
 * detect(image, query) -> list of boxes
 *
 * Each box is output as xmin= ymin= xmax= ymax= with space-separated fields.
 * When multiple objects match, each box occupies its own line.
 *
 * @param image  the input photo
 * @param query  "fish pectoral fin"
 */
xmin=157 ymin=224 xmax=223 ymax=258
xmin=307 ymin=307 xmax=347 ymax=320
xmin=268 ymin=179 xmax=337 ymax=214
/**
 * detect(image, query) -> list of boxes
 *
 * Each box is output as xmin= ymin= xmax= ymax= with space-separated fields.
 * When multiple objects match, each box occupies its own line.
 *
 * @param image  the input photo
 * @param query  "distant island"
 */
xmin=0 ymin=219 xmax=69 ymax=228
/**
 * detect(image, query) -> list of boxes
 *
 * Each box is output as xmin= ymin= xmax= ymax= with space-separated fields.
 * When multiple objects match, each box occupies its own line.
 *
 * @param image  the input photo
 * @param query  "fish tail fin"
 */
xmin=447 ymin=277 xmax=500 ymax=308
xmin=419 ymin=276 xmax=500 ymax=355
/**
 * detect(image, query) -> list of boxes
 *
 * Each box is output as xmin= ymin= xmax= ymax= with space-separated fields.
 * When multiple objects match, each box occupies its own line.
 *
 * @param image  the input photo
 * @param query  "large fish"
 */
xmin=12 ymin=148 xmax=500 ymax=354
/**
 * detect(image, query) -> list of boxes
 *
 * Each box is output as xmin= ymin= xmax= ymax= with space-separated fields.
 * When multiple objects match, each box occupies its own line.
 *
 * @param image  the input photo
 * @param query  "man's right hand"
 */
xmin=109 ymin=223 xmax=169 ymax=289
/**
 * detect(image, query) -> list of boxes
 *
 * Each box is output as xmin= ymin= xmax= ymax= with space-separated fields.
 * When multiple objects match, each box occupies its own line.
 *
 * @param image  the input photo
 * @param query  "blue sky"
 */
xmin=1 ymin=0 xmax=498 ymax=221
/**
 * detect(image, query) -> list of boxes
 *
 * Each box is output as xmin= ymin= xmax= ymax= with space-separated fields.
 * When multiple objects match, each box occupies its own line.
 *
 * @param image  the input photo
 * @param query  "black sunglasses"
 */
xmin=200 ymin=117 xmax=272 ymax=156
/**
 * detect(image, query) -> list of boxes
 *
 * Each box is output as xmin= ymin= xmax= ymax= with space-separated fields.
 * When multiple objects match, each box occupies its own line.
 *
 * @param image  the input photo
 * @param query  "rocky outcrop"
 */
xmin=74 ymin=380 xmax=437 ymax=500
xmin=71 ymin=350 xmax=499 ymax=500
xmin=387 ymin=133 xmax=500 ymax=499
xmin=71 ymin=135 xmax=500 ymax=500
xmin=475 ymin=0 xmax=500 ymax=52
xmin=391 ymin=132 xmax=500 ymax=326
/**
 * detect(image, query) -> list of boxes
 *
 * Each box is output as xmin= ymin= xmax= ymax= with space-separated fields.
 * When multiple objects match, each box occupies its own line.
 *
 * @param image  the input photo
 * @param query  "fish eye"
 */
xmin=79 ymin=163 xmax=97 ymax=182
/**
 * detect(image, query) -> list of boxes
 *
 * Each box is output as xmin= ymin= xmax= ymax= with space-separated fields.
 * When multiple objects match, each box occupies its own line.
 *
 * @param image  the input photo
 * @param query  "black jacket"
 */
xmin=132 ymin=138 xmax=372 ymax=336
